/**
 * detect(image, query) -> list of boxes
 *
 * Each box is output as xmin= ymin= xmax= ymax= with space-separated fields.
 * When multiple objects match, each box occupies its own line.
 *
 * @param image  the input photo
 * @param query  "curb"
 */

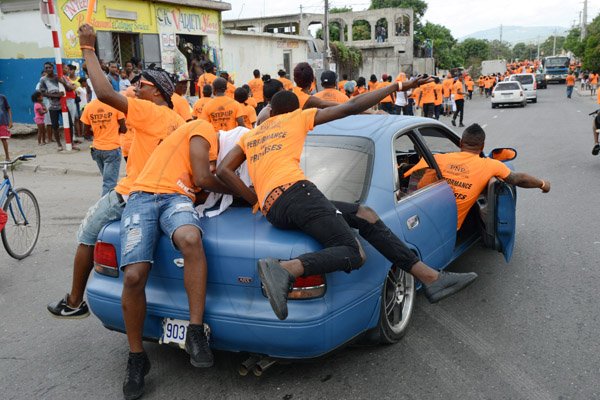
xmin=14 ymin=162 xmax=101 ymax=177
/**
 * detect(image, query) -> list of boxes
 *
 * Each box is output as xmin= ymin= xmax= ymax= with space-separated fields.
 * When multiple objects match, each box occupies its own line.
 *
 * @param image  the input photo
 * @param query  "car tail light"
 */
xmin=520 ymin=91 xmax=524 ymax=97
xmin=94 ymin=241 xmax=119 ymax=277
xmin=289 ymin=275 xmax=326 ymax=299
xmin=533 ymin=81 xmax=537 ymax=90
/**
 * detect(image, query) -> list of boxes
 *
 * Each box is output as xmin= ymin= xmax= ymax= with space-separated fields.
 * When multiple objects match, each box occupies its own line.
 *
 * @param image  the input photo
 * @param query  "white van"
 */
xmin=507 ymin=73 xmax=537 ymax=103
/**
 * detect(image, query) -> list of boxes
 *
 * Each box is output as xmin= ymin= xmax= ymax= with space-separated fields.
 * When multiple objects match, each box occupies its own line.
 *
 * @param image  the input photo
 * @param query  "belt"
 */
xmin=262 ymin=182 xmax=294 ymax=216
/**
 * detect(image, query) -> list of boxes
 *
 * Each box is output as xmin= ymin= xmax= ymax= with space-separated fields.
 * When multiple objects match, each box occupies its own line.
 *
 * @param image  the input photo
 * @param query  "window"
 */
xmin=301 ymin=135 xmax=374 ymax=203
xmin=394 ymin=131 xmax=441 ymax=199
xmin=417 ymin=126 xmax=460 ymax=154
xmin=496 ymin=82 xmax=520 ymax=91
xmin=510 ymin=75 xmax=533 ymax=85
xmin=141 ymin=34 xmax=161 ymax=68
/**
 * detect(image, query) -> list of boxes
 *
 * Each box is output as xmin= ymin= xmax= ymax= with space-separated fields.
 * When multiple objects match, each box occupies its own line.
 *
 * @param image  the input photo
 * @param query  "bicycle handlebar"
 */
xmin=589 ymin=109 xmax=600 ymax=116
xmin=0 ymin=154 xmax=37 ymax=166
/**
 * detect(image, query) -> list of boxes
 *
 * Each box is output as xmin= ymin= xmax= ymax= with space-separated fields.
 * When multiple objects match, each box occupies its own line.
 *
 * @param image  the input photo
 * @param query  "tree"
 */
xmin=539 ymin=35 xmax=566 ymax=57
xmin=582 ymin=14 xmax=600 ymax=70
xmin=370 ymin=0 xmax=427 ymax=33
xmin=563 ymin=27 xmax=585 ymax=58
xmin=512 ymin=42 xmax=537 ymax=60
xmin=414 ymin=22 xmax=460 ymax=69
xmin=456 ymin=38 xmax=490 ymax=65
xmin=488 ymin=40 xmax=512 ymax=60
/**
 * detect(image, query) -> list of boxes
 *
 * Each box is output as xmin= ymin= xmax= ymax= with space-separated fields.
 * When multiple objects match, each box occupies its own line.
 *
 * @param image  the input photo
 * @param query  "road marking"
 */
xmin=577 ymin=110 xmax=581 ymax=113
xmin=481 ymin=124 xmax=488 ymax=129
xmin=493 ymin=115 xmax=498 ymax=119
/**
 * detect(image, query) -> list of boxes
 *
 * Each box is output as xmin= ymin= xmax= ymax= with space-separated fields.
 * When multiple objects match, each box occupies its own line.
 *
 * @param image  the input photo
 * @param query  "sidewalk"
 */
xmin=7 ymin=131 xmax=125 ymax=177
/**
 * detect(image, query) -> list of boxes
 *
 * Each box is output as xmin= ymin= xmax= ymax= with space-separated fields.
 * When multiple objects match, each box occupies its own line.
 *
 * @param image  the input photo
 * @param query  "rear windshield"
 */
xmin=301 ymin=135 xmax=374 ymax=203
xmin=496 ymin=82 xmax=520 ymax=91
xmin=512 ymin=75 xmax=534 ymax=85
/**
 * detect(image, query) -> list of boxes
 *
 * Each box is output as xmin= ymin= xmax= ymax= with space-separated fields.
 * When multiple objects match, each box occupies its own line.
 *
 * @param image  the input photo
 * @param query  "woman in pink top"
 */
xmin=32 ymin=91 xmax=47 ymax=145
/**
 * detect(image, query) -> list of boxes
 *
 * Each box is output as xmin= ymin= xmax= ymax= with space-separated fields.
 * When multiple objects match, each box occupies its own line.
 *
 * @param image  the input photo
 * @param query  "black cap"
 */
xmin=320 ymin=70 xmax=337 ymax=84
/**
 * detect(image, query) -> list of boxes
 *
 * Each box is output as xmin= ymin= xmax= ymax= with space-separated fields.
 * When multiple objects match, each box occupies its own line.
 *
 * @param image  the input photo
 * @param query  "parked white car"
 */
xmin=491 ymin=81 xmax=527 ymax=108
xmin=507 ymin=73 xmax=537 ymax=103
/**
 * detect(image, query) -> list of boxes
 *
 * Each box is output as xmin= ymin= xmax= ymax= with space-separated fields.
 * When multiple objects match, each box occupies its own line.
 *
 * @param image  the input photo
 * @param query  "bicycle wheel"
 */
xmin=1 ymin=188 xmax=41 ymax=259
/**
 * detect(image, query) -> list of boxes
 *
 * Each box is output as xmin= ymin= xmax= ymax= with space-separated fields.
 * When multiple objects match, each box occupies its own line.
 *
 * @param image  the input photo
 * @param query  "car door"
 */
xmin=479 ymin=178 xmax=517 ymax=263
xmin=393 ymin=129 xmax=456 ymax=269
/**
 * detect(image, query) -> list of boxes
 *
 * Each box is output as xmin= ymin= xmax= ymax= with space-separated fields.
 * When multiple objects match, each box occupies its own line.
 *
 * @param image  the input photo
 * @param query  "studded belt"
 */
xmin=262 ymin=182 xmax=294 ymax=216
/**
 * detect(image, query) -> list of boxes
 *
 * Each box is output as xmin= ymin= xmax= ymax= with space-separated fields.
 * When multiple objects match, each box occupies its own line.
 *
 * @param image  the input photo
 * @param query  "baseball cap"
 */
xmin=382 ymin=73 xmax=389 ymax=80
xmin=320 ymin=70 xmax=337 ymax=84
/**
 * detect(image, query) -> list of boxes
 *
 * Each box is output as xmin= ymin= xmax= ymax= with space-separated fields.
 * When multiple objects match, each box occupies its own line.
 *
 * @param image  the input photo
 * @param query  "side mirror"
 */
xmin=489 ymin=147 xmax=517 ymax=161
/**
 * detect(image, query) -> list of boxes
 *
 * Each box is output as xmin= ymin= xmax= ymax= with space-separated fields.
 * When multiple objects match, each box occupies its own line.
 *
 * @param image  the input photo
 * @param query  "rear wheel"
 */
xmin=377 ymin=265 xmax=415 ymax=344
xmin=1 ymin=188 xmax=41 ymax=259
xmin=491 ymin=103 xmax=497 ymax=109
xmin=532 ymin=98 xmax=537 ymax=103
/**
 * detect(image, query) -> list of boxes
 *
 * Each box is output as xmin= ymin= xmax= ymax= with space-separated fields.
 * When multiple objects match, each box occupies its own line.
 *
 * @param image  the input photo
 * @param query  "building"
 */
xmin=0 ymin=0 xmax=230 ymax=123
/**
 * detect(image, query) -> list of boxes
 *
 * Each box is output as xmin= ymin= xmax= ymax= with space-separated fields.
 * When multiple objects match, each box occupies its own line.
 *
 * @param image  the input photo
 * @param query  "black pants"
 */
xmin=48 ymin=110 xmax=63 ymax=146
xmin=453 ymin=99 xmax=464 ymax=124
xmin=380 ymin=102 xmax=394 ymax=114
xmin=423 ymin=103 xmax=435 ymax=118
xmin=434 ymin=104 xmax=441 ymax=120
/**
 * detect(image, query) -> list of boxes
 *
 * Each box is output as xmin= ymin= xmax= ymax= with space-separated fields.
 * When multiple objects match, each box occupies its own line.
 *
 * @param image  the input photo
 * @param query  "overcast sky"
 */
xmin=222 ymin=0 xmax=600 ymax=39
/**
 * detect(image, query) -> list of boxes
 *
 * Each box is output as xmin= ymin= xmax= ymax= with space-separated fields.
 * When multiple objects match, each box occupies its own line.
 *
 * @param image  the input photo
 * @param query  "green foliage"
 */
xmin=352 ymin=21 xmax=371 ymax=41
xmin=370 ymin=0 xmax=427 ymax=18
xmin=330 ymin=41 xmax=363 ymax=77
xmin=512 ymin=42 xmax=537 ymax=60
xmin=414 ymin=22 xmax=459 ymax=69
xmin=581 ymin=15 xmax=600 ymax=69
xmin=539 ymin=35 xmax=565 ymax=57
xmin=455 ymin=38 xmax=490 ymax=68
xmin=330 ymin=7 xmax=352 ymax=13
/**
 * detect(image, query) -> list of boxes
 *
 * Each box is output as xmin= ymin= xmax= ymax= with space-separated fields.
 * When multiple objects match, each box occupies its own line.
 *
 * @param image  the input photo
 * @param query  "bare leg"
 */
xmin=46 ymin=125 xmax=54 ymax=142
xmin=593 ymin=120 xmax=599 ymax=145
xmin=122 ymin=262 xmax=151 ymax=353
xmin=67 ymin=244 xmax=95 ymax=306
xmin=1 ymin=139 xmax=9 ymax=160
xmin=172 ymin=226 xmax=206 ymax=325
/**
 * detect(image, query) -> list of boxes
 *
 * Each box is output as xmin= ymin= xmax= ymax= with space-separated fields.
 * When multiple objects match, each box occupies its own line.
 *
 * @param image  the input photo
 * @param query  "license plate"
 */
xmin=159 ymin=318 xmax=188 ymax=349
xmin=501 ymin=93 xmax=512 ymax=96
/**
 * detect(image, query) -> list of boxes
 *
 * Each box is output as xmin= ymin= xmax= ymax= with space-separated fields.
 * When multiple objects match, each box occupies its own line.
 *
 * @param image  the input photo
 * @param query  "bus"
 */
xmin=542 ymin=56 xmax=570 ymax=83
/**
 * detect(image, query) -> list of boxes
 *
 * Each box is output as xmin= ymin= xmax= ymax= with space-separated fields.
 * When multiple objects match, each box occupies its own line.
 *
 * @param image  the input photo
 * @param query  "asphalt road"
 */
xmin=1 ymin=84 xmax=599 ymax=400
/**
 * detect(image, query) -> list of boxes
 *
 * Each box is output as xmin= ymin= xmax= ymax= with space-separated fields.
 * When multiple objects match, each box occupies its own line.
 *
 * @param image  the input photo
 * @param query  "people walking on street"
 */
xmin=451 ymin=74 xmax=465 ymax=128
xmin=566 ymin=72 xmax=576 ymax=99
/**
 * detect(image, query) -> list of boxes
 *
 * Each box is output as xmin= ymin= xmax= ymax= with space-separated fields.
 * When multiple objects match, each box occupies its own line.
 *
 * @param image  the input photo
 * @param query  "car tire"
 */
xmin=376 ymin=265 xmax=416 ymax=344
xmin=521 ymin=101 xmax=526 ymax=108
xmin=532 ymin=98 xmax=537 ymax=103
xmin=491 ymin=103 xmax=497 ymax=109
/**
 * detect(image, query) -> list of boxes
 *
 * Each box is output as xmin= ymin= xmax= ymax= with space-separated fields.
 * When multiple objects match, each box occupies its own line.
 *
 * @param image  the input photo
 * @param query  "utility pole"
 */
xmin=499 ymin=24 xmax=503 ymax=43
xmin=582 ymin=0 xmax=588 ymax=40
xmin=553 ymin=29 xmax=557 ymax=56
xmin=537 ymin=36 xmax=540 ymax=60
xmin=323 ymin=0 xmax=330 ymax=70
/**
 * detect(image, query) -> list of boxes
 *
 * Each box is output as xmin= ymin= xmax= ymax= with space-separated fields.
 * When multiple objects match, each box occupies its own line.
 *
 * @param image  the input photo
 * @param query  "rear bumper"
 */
xmin=491 ymin=97 xmax=524 ymax=104
xmin=86 ymin=272 xmax=381 ymax=359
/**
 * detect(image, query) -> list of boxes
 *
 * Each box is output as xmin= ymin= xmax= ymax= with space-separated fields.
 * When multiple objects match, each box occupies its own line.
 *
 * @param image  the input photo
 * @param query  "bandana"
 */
xmin=132 ymin=66 xmax=175 ymax=109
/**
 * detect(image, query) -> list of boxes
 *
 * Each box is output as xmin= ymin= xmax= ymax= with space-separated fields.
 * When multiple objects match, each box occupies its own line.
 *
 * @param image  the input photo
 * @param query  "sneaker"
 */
xmin=423 ymin=271 xmax=478 ymax=303
xmin=123 ymin=352 xmax=151 ymax=400
xmin=257 ymin=258 xmax=295 ymax=320
xmin=185 ymin=323 xmax=214 ymax=368
xmin=47 ymin=294 xmax=90 ymax=319
xmin=459 ymin=123 xmax=465 ymax=127
xmin=592 ymin=144 xmax=600 ymax=156
xmin=451 ymin=120 xmax=456 ymax=126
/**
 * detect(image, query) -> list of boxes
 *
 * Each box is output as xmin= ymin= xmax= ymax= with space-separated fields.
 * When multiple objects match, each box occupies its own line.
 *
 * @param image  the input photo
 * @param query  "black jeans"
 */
xmin=331 ymin=201 xmax=419 ymax=273
xmin=423 ymin=103 xmax=435 ymax=118
xmin=48 ymin=110 xmax=63 ymax=146
xmin=265 ymin=181 xmax=363 ymax=276
xmin=380 ymin=102 xmax=394 ymax=114
xmin=453 ymin=99 xmax=464 ymax=124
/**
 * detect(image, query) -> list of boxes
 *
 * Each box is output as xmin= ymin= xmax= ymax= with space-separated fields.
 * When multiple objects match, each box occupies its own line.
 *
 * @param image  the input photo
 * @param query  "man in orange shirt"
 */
xmin=314 ymin=70 xmax=349 ymax=103
xmin=277 ymin=69 xmax=294 ymax=91
xmin=247 ymin=69 xmax=265 ymax=113
xmin=192 ymin=85 xmax=212 ymax=119
xmin=218 ymin=76 xmax=479 ymax=321
xmin=220 ymin=71 xmax=236 ymax=98
xmin=337 ymin=74 xmax=348 ymax=92
xmin=592 ymin=90 xmax=600 ymax=155
xmin=292 ymin=62 xmax=341 ymax=110
xmin=451 ymin=75 xmax=466 ymax=127
xmin=433 ymin=77 xmax=443 ymax=120
xmin=234 ymin=87 xmax=257 ymax=129
xmin=200 ymin=78 xmax=246 ymax=131
xmin=418 ymin=80 xmax=437 ymax=118
xmin=171 ymin=77 xmax=193 ymax=122
xmin=196 ymin=62 xmax=217 ymax=98
xmin=442 ymin=74 xmax=454 ymax=116
xmin=465 ymin=77 xmax=474 ymax=100
xmin=566 ymin=72 xmax=576 ymax=98
xmin=406 ymin=124 xmax=550 ymax=230
xmin=80 ymin=99 xmax=126 ymax=195
xmin=120 ymin=118 xmax=231 ymax=397
xmin=378 ymin=74 xmax=395 ymax=113
xmin=590 ymin=72 xmax=598 ymax=96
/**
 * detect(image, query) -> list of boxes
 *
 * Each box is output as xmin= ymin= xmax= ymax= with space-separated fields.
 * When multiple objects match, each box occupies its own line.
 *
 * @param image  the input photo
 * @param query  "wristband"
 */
xmin=539 ymin=180 xmax=546 ymax=190
xmin=397 ymin=82 xmax=403 ymax=91
xmin=80 ymin=45 xmax=95 ymax=51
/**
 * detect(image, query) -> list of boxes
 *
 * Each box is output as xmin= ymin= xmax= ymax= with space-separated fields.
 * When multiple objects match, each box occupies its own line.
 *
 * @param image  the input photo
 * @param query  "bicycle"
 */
xmin=0 ymin=155 xmax=41 ymax=259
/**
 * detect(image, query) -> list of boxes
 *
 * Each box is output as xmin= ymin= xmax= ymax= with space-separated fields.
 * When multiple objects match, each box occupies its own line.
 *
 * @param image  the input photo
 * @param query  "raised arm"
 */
xmin=78 ymin=24 xmax=128 ymax=114
xmin=190 ymin=136 xmax=233 ymax=194
xmin=304 ymin=96 xmax=340 ymax=109
xmin=314 ymin=76 xmax=431 ymax=126
xmin=216 ymin=145 xmax=258 ymax=206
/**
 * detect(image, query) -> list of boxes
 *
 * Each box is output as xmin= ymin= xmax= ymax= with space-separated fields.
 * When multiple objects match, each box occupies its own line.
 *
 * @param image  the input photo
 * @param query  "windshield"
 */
xmin=496 ymin=82 xmax=520 ymax=90
xmin=301 ymin=135 xmax=374 ymax=203
xmin=511 ymin=75 xmax=534 ymax=85
xmin=544 ymin=57 xmax=569 ymax=68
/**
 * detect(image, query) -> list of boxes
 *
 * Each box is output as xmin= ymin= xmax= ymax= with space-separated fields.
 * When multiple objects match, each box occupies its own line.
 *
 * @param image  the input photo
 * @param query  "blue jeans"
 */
xmin=77 ymin=190 xmax=125 ymax=245
xmin=120 ymin=192 xmax=202 ymax=269
xmin=566 ymin=86 xmax=574 ymax=98
xmin=91 ymin=148 xmax=121 ymax=196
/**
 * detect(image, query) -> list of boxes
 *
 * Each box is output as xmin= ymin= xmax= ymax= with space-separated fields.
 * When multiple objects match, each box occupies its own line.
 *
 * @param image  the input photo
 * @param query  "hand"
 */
xmin=78 ymin=23 xmax=96 ymax=48
xmin=541 ymin=180 xmax=551 ymax=193
xmin=402 ymin=75 xmax=434 ymax=91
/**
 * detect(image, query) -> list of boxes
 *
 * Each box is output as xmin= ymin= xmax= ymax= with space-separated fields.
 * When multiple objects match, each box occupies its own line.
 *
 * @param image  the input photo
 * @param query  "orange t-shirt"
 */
xmin=248 ymin=78 xmax=264 ymax=103
xmin=478 ymin=77 xmax=484 ymax=87
xmin=452 ymin=81 xmax=465 ymax=100
xmin=597 ymin=89 xmax=600 ymax=104
xmin=406 ymin=152 xmax=511 ymax=229
xmin=313 ymin=88 xmax=349 ymax=103
xmin=566 ymin=75 xmax=576 ymax=86
xmin=79 ymin=99 xmax=124 ymax=151
xmin=377 ymin=82 xmax=394 ymax=103
xmin=591 ymin=74 xmax=598 ymax=85
xmin=120 ymin=126 xmax=134 ymax=158
xmin=225 ymin=82 xmax=236 ymax=98
xmin=242 ymin=103 xmax=257 ymax=129
xmin=411 ymin=87 xmax=423 ymax=107
xmin=114 ymin=98 xmax=185 ymax=196
xmin=395 ymin=72 xmax=407 ymax=83
xmin=196 ymin=73 xmax=217 ymax=97
xmin=442 ymin=78 xmax=454 ymax=98
xmin=192 ymin=97 xmax=211 ymax=119
xmin=246 ymin=97 xmax=258 ymax=109
xmin=338 ymin=80 xmax=348 ymax=92
xmin=434 ymin=83 xmax=443 ymax=106
xmin=238 ymin=108 xmax=318 ymax=209
xmin=171 ymin=93 xmax=193 ymax=122
xmin=292 ymin=86 xmax=311 ymax=109
xmin=278 ymin=77 xmax=294 ymax=91
xmin=354 ymin=86 xmax=367 ymax=97
xmin=131 ymin=120 xmax=218 ymax=200
xmin=466 ymin=80 xmax=474 ymax=91
xmin=419 ymin=82 xmax=436 ymax=104
xmin=484 ymin=77 xmax=494 ymax=89
xmin=200 ymin=95 xmax=247 ymax=132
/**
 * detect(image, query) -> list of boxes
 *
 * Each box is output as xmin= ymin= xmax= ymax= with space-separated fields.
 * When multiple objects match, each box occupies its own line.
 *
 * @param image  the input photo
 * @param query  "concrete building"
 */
xmin=0 ymin=0 xmax=230 ymax=123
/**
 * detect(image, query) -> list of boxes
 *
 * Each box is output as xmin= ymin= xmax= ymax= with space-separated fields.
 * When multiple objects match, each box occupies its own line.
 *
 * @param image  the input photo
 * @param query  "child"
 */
xmin=0 ymin=88 xmax=12 ymax=161
xmin=32 ymin=91 xmax=47 ymax=145
xmin=119 ymin=69 xmax=131 ymax=91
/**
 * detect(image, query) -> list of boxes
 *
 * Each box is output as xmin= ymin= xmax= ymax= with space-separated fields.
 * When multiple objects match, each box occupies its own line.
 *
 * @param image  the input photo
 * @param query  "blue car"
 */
xmin=87 ymin=115 xmax=516 ymax=364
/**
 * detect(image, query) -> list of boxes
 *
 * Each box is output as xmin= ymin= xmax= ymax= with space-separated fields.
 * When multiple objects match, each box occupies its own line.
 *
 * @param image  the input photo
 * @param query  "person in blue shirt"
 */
xmin=106 ymin=61 xmax=121 ymax=91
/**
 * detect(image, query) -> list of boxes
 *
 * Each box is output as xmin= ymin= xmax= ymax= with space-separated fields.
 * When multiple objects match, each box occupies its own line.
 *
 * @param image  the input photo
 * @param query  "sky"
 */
xmin=222 ymin=0 xmax=600 ymax=39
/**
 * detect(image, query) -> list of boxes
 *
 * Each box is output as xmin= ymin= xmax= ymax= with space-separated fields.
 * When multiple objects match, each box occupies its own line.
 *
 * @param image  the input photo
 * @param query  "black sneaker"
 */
xmin=123 ymin=352 xmax=151 ymax=400
xmin=47 ymin=294 xmax=90 ymax=319
xmin=451 ymin=120 xmax=456 ymax=126
xmin=257 ymin=258 xmax=295 ymax=320
xmin=185 ymin=323 xmax=214 ymax=368
xmin=592 ymin=144 xmax=600 ymax=155
xmin=459 ymin=123 xmax=465 ymax=127
xmin=423 ymin=271 xmax=478 ymax=303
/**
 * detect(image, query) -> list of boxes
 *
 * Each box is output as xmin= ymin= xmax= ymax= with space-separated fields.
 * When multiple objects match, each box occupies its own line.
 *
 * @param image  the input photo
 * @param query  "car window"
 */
xmin=301 ymin=135 xmax=373 ymax=203
xmin=496 ymin=82 xmax=520 ymax=90
xmin=417 ymin=126 xmax=461 ymax=154
xmin=394 ymin=131 xmax=440 ymax=200
xmin=511 ymin=75 xmax=534 ymax=85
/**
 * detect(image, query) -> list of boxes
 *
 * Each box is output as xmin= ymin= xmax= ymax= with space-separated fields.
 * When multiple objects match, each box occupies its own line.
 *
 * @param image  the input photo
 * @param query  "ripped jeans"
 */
xmin=119 ymin=192 xmax=203 ymax=269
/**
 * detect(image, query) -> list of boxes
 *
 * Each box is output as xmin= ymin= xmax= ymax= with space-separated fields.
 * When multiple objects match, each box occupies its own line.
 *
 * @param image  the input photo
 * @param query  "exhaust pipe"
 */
xmin=238 ymin=356 xmax=260 ymax=376
xmin=253 ymin=357 xmax=277 ymax=377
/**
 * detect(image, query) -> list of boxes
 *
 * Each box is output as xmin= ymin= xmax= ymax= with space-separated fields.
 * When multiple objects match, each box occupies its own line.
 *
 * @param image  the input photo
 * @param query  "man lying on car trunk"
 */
xmin=217 ymin=77 xmax=478 ymax=321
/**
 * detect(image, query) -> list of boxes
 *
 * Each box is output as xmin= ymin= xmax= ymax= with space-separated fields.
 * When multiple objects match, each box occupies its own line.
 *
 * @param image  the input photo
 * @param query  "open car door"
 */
xmin=478 ymin=178 xmax=517 ymax=262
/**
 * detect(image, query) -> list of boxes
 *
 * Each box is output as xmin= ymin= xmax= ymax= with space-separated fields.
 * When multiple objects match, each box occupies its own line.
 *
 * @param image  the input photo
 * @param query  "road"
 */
xmin=1 ymin=84 xmax=599 ymax=400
